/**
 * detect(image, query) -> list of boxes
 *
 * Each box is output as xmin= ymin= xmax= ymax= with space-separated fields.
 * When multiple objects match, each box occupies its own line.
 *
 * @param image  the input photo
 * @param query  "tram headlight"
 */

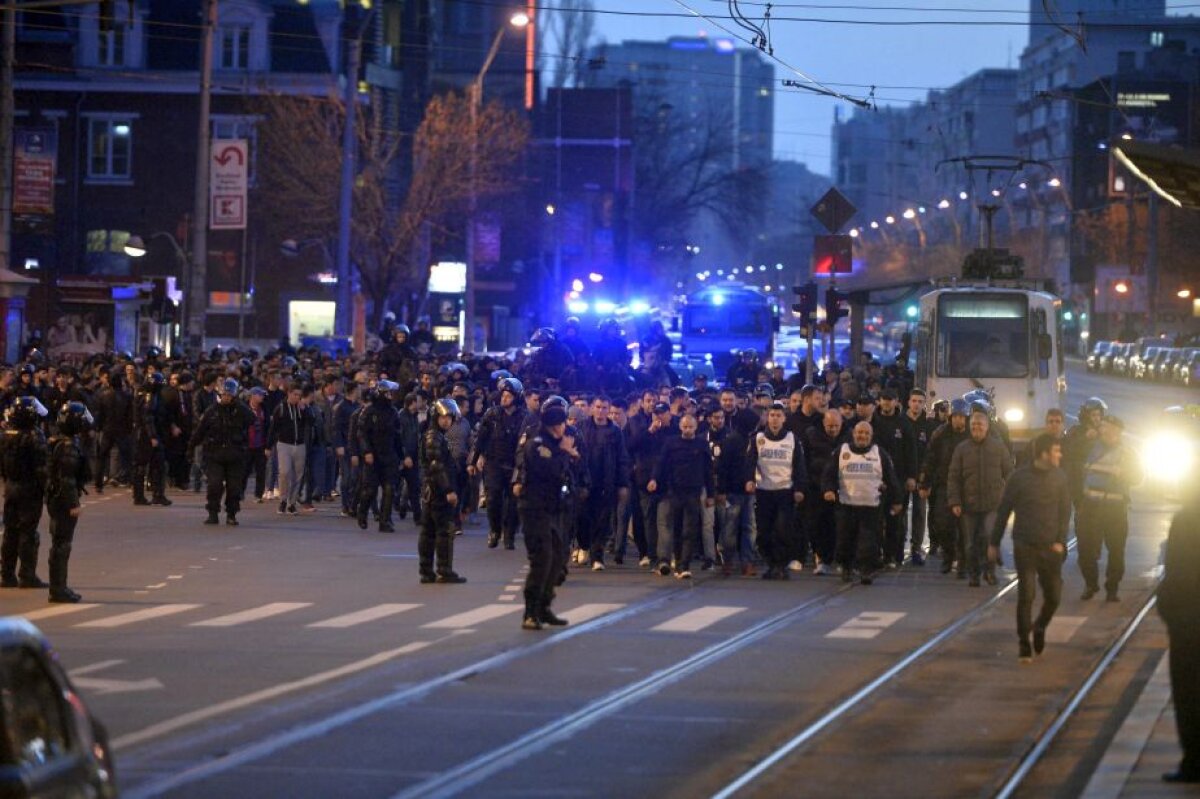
xmin=1143 ymin=433 xmax=1195 ymax=482
xmin=1003 ymin=408 xmax=1025 ymax=424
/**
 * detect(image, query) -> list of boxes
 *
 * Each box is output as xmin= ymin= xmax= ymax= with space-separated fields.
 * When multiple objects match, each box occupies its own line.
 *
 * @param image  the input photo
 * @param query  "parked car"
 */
xmin=0 ymin=618 xmax=116 ymax=798
xmin=1111 ymin=342 xmax=1135 ymax=376
xmin=1181 ymin=351 xmax=1200 ymax=387
xmin=1131 ymin=346 xmax=1162 ymax=379
xmin=1156 ymin=348 xmax=1183 ymax=382
xmin=1087 ymin=340 xmax=1112 ymax=372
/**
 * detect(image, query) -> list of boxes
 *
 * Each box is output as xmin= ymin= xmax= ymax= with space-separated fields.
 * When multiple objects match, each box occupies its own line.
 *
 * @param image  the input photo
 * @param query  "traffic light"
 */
xmin=792 ymin=281 xmax=818 ymax=328
xmin=826 ymin=288 xmax=850 ymax=324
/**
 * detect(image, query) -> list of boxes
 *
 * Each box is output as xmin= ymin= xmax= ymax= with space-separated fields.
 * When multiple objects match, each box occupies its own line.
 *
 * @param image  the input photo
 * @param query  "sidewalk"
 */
xmin=1081 ymin=649 xmax=1200 ymax=798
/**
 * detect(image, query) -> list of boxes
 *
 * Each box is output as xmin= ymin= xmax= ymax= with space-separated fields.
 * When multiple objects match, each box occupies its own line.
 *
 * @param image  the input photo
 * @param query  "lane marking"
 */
xmin=167 ymin=575 xmax=183 ymax=580
xmin=502 ymin=585 xmax=521 ymax=593
xmin=19 ymin=603 xmax=101 ymax=621
xmin=826 ymin=611 xmax=907 ymax=640
xmin=497 ymin=595 xmax=517 ymax=602
xmin=146 ymin=583 xmax=167 ymax=590
xmin=561 ymin=603 xmax=625 ymax=625
xmin=422 ymin=604 xmax=523 ymax=629
xmin=190 ymin=603 xmax=312 ymax=628
xmin=77 ymin=604 xmax=202 ymax=629
xmin=651 ymin=606 xmax=746 ymax=633
xmin=307 ymin=604 xmax=421 ymax=629
xmin=69 ymin=659 xmax=126 ymax=676
xmin=1080 ymin=653 xmax=1171 ymax=799
xmin=1045 ymin=615 xmax=1088 ymax=644
xmin=114 ymin=640 xmax=437 ymax=753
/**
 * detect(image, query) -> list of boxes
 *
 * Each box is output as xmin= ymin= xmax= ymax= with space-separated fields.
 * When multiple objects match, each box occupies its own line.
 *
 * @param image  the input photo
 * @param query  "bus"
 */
xmin=679 ymin=284 xmax=775 ymax=374
xmin=914 ymin=282 xmax=1066 ymax=444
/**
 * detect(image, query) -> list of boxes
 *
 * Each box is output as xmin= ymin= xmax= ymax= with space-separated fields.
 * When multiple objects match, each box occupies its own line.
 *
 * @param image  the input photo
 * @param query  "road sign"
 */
xmin=810 ymin=187 xmax=857 ymax=234
xmin=13 ymin=128 xmax=57 ymax=216
xmin=210 ymin=140 xmax=248 ymax=230
xmin=812 ymin=234 xmax=853 ymax=275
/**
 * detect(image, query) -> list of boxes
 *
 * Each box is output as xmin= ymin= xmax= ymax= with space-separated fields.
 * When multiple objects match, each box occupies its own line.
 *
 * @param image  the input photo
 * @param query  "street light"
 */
xmin=464 ymin=10 xmax=529 ymax=353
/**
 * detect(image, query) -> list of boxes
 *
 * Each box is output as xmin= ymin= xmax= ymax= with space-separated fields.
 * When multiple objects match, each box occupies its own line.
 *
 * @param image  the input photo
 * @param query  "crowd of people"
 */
xmin=0 ymin=321 xmax=1142 ymax=646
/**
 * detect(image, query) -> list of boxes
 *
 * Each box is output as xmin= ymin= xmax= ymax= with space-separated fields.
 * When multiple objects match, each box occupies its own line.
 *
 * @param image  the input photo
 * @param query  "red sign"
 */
xmin=13 ymin=129 xmax=57 ymax=216
xmin=812 ymin=234 xmax=853 ymax=275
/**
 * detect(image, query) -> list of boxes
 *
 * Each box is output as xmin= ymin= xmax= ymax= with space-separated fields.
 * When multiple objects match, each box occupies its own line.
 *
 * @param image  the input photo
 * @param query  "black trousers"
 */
xmin=47 ymin=504 xmax=78 ymax=591
xmin=929 ymin=488 xmax=956 ymax=559
xmin=418 ymin=504 xmax=456 ymax=576
xmin=206 ymin=450 xmax=247 ymax=516
xmin=246 ymin=448 xmax=267 ymax=499
xmin=1013 ymin=541 xmax=1063 ymax=641
xmin=804 ymin=494 xmax=837 ymax=566
xmin=835 ymin=504 xmax=883 ymax=573
xmin=359 ymin=459 xmax=399 ymax=525
xmin=133 ymin=442 xmax=166 ymax=501
xmin=666 ymin=490 xmax=703 ymax=571
xmin=1169 ymin=630 xmax=1200 ymax=777
xmin=584 ymin=490 xmax=617 ymax=562
xmin=884 ymin=493 xmax=910 ymax=563
xmin=1 ymin=484 xmax=44 ymax=581
xmin=755 ymin=489 xmax=796 ymax=570
xmin=484 ymin=468 xmax=518 ymax=542
xmin=398 ymin=465 xmax=421 ymax=518
xmin=1077 ymin=498 xmax=1129 ymax=593
xmin=520 ymin=507 xmax=564 ymax=607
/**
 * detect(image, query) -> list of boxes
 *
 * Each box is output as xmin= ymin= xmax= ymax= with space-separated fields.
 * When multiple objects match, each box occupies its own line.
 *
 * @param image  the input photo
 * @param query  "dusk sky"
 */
xmin=583 ymin=1 xmax=1197 ymax=176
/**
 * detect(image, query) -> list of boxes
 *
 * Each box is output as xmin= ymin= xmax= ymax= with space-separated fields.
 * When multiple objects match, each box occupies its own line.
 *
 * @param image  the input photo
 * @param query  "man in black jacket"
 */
xmin=1158 ymin=472 xmax=1200 ymax=783
xmin=419 ymin=398 xmax=467 ymax=583
xmin=905 ymin=389 xmax=937 ymax=565
xmin=627 ymin=401 xmax=676 ymax=568
xmin=468 ymin=377 xmax=527 ymax=550
xmin=395 ymin=393 xmax=423 ymax=521
xmin=872 ymin=387 xmax=917 ymax=567
xmin=355 ymin=380 xmax=401 ymax=532
xmin=578 ymin=395 xmax=629 ymax=569
xmin=92 ymin=368 xmax=132 ymax=492
xmin=804 ymin=411 xmax=847 ymax=575
xmin=648 ymin=414 xmax=713 ymax=578
xmin=132 ymin=373 xmax=172 ymax=507
xmin=988 ymin=433 xmax=1071 ymax=662
xmin=189 ymin=378 xmax=254 ymax=526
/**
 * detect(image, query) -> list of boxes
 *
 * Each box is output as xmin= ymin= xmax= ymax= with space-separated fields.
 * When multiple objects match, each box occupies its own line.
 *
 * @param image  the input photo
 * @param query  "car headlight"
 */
xmin=1003 ymin=408 xmax=1025 ymax=424
xmin=1143 ymin=433 xmax=1195 ymax=481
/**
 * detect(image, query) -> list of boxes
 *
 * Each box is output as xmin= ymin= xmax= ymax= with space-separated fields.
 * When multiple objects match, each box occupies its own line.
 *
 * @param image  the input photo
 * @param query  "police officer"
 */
xmin=513 ymin=404 xmax=577 ymax=630
xmin=357 ymin=380 xmax=402 ymax=533
xmin=1077 ymin=415 xmax=1143 ymax=602
xmin=189 ymin=378 xmax=254 ymax=526
xmin=46 ymin=402 xmax=93 ymax=603
xmin=469 ymin=377 xmax=528 ymax=550
xmin=419 ymin=399 xmax=467 ymax=584
xmin=132 ymin=372 xmax=172 ymax=506
xmin=0 ymin=397 xmax=49 ymax=589
xmin=920 ymin=399 xmax=972 ymax=574
xmin=1063 ymin=396 xmax=1106 ymax=508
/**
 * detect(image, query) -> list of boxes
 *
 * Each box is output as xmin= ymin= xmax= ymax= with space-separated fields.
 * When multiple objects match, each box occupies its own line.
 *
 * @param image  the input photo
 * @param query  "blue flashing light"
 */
xmin=712 ymin=293 xmax=725 ymax=306
xmin=567 ymin=300 xmax=589 ymax=314
xmin=714 ymin=38 xmax=735 ymax=53
xmin=594 ymin=300 xmax=617 ymax=314
xmin=630 ymin=300 xmax=651 ymax=314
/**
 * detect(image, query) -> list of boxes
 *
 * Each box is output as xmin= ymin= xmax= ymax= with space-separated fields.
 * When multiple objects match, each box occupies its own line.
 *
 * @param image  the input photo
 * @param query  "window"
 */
xmin=1151 ymin=30 xmax=1165 ymax=47
xmin=936 ymin=293 xmax=1029 ymax=378
xmin=0 ymin=646 xmax=73 ymax=769
xmin=86 ymin=116 xmax=133 ymax=181
xmin=98 ymin=23 xmax=125 ymax=66
xmin=217 ymin=25 xmax=251 ymax=70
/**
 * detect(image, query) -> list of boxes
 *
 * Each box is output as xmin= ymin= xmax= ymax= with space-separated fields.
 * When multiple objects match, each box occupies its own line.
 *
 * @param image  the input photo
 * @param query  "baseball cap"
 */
xmin=653 ymin=402 xmax=671 ymax=414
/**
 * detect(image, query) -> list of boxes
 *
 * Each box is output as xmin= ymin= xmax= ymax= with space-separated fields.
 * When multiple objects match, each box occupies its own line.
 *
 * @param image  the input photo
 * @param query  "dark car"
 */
xmin=1107 ymin=342 xmax=1132 ymax=375
xmin=1086 ymin=340 xmax=1112 ymax=372
xmin=0 ymin=618 xmax=116 ymax=798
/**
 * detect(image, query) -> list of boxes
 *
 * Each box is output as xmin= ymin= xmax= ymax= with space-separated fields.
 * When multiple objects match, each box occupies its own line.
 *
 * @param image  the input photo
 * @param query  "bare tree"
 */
xmin=254 ymin=91 xmax=529 ymax=327
xmin=546 ymin=0 xmax=596 ymax=89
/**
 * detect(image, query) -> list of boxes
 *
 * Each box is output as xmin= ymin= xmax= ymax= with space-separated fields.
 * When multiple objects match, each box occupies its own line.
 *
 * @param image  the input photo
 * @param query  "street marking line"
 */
xmin=422 ymin=604 xmax=523 ymax=629
xmin=146 ymin=583 xmax=167 ymax=590
xmin=113 ymin=639 xmax=436 ymax=752
xmin=561 ymin=603 xmax=625 ymax=625
xmin=651 ymin=606 xmax=746 ymax=633
xmin=497 ymin=595 xmax=517 ymax=602
xmin=1080 ymin=653 xmax=1172 ymax=799
xmin=19 ymin=603 xmax=101 ymax=621
xmin=502 ymin=585 xmax=521 ymax=592
xmin=307 ymin=604 xmax=421 ymax=629
xmin=826 ymin=611 xmax=907 ymax=640
xmin=190 ymin=603 xmax=312 ymax=628
xmin=69 ymin=659 xmax=126 ymax=676
xmin=76 ymin=604 xmax=202 ymax=629
xmin=1045 ymin=615 xmax=1088 ymax=644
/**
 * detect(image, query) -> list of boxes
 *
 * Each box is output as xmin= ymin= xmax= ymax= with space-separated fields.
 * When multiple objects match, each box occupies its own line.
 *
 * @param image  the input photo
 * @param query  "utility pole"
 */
xmin=335 ymin=9 xmax=369 ymax=339
xmin=1 ymin=4 xmax=15 ymax=275
xmin=187 ymin=0 xmax=216 ymax=352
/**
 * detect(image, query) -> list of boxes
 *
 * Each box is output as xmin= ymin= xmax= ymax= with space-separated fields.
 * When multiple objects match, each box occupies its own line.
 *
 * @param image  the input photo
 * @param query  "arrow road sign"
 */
xmin=210 ymin=139 xmax=248 ymax=230
xmin=69 ymin=659 xmax=164 ymax=696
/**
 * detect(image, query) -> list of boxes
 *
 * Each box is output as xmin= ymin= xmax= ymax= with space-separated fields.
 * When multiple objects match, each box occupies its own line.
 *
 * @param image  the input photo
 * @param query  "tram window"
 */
xmin=936 ymin=294 xmax=1029 ymax=378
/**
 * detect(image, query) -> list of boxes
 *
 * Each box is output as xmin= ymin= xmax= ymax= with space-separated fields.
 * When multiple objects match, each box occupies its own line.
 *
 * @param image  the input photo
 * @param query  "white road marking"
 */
xmin=167 ymin=575 xmax=183 ymax=580
xmin=826 ymin=611 xmax=907 ymax=640
xmin=651 ymin=606 xmax=746 ymax=633
xmin=19 ymin=603 xmax=101 ymax=621
xmin=502 ymin=585 xmax=520 ymax=592
xmin=112 ymin=639 xmax=438 ymax=750
xmin=1045 ymin=615 xmax=1088 ymax=644
xmin=69 ymin=659 xmax=164 ymax=696
xmin=561 ymin=603 xmax=625 ymax=625
xmin=422 ymin=604 xmax=523 ymax=629
xmin=497 ymin=595 xmax=517 ymax=602
xmin=307 ymin=604 xmax=421 ymax=629
xmin=77 ymin=604 xmax=202 ymax=629
xmin=190 ymin=602 xmax=312 ymax=627
xmin=68 ymin=659 xmax=126 ymax=676
xmin=146 ymin=583 xmax=167 ymax=589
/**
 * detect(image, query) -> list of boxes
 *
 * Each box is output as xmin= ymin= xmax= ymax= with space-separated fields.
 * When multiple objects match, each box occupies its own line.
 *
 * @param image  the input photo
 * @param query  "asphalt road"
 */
xmin=0 ymin=360 xmax=1183 ymax=798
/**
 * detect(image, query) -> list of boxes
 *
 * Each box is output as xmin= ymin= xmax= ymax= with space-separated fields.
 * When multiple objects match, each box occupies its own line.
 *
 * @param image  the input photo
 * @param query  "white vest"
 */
xmin=755 ymin=431 xmax=796 ymax=491
xmin=837 ymin=443 xmax=884 ymax=507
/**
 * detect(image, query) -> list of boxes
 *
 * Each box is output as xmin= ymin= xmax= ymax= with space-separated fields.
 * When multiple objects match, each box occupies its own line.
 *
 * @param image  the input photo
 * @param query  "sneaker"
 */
xmin=675 ymin=570 xmax=693 ymax=580
xmin=1019 ymin=639 xmax=1033 ymax=663
xmin=814 ymin=563 xmax=832 ymax=576
xmin=226 ymin=515 xmax=239 ymax=526
xmin=639 ymin=556 xmax=652 ymax=568
xmin=1032 ymin=627 xmax=1046 ymax=655
xmin=657 ymin=562 xmax=671 ymax=577
xmin=301 ymin=503 xmax=317 ymax=513
xmin=787 ymin=559 xmax=803 ymax=572
xmin=256 ymin=496 xmax=264 ymax=504
xmin=592 ymin=561 xmax=605 ymax=572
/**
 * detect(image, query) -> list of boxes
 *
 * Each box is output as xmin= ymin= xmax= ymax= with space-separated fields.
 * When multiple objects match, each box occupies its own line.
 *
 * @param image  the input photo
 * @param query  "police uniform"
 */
xmin=514 ymin=407 xmax=574 ymax=629
xmin=470 ymin=399 xmax=527 ymax=549
xmin=0 ymin=406 xmax=49 ymax=588
xmin=132 ymin=378 xmax=172 ymax=506
xmin=46 ymin=415 xmax=90 ymax=602
xmin=357 ymin=388 xmax=402 ymax=532
xmin=189 ymin=387 xmax=255 ymax=524
xmin=419 ymin=400 xmax=466 ymax=583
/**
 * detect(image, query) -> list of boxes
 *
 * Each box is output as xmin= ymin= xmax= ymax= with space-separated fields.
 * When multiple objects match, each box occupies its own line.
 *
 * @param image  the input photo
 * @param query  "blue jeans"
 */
xmin=304 ymin=443 xmax=328 ymax=503
xmin=958 ymin=510 xmax=997 ymax=578
xmin=719 ymin=494 xmax=756 ymax=564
